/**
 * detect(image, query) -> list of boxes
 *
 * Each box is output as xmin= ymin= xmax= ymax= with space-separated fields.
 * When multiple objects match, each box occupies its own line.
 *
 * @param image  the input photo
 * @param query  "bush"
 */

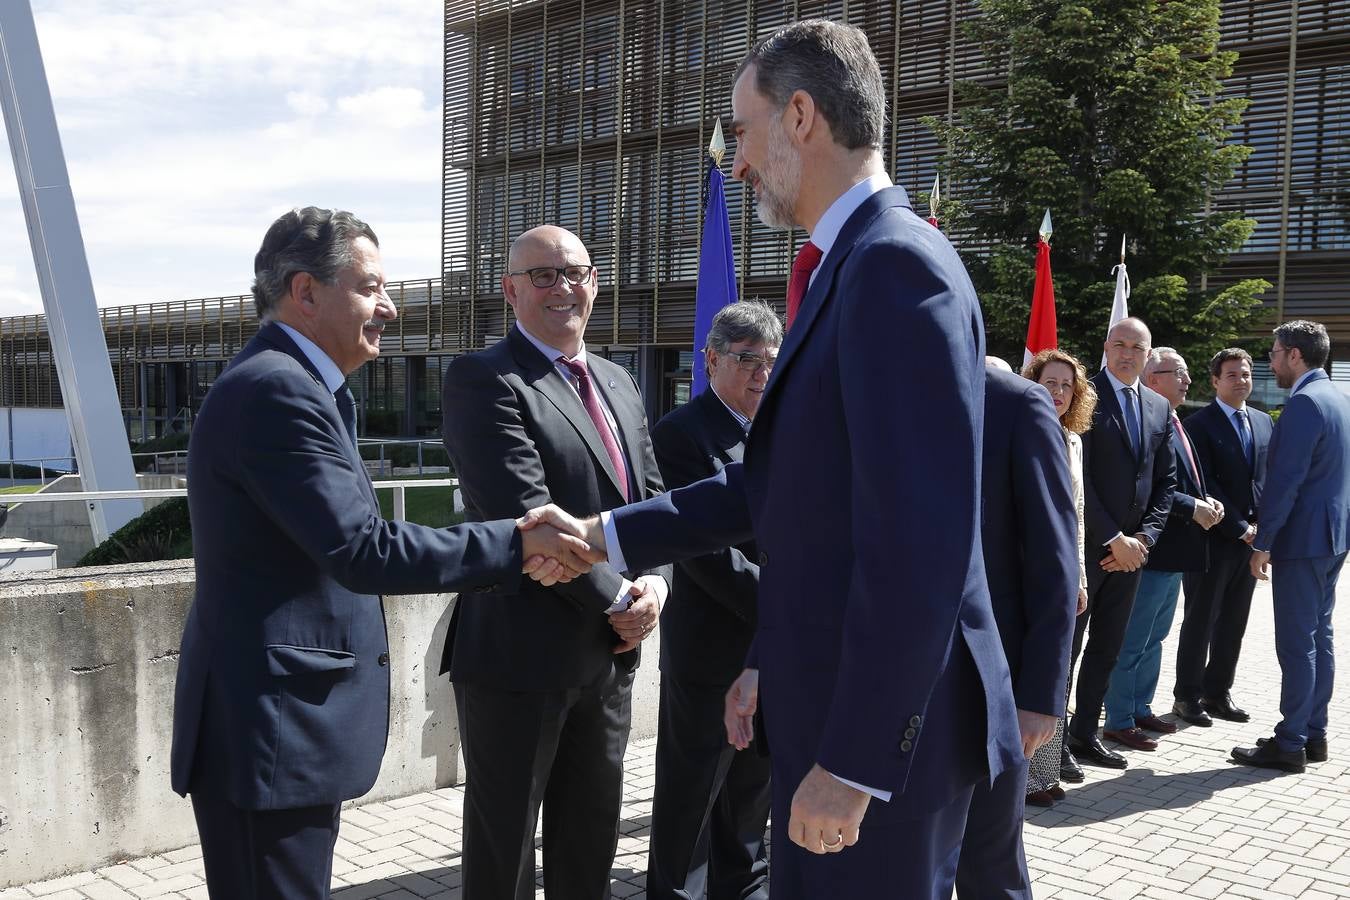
xmin=360 ymin=442 xmax=452 ymax=470
xmin=131 ymin=430 xmax=192 ymax=472
xmin=78 ymin=498 xmax=193 ymax=566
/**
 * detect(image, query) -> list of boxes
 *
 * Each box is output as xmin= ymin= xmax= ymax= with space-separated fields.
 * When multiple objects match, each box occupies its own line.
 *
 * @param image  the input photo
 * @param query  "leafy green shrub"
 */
xmin=131 ymin=431 xmax=192 ymax=471
xmin=78 ymin=498 xmax=193 ymax=566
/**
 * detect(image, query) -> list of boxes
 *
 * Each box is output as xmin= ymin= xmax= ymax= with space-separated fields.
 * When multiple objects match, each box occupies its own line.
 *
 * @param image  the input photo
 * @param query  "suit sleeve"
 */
xmin=652 ymin=416 xmax=759 ymax=623
xmin=1189 ymin=414 xmax=1251 ymax=540
xmin=1081 ymin=422 xmax=1122 ymax=544
xmin=237 ymin=370 xmax=523 ymax=596
xmin=612 ymin=464 xmax=755 ymax=567
xmin=1139 ymin=409 xmax=1177 ymax=543
xmin=813 ymin=238 xmax=985 ymax=788
xmin=441 ymin=354 xmax=626 ymax=611
xmin=1253 ymin=396 xmax=1321 ymax=554
xmin=1009 ymin=386 xmax=1079 ymax=716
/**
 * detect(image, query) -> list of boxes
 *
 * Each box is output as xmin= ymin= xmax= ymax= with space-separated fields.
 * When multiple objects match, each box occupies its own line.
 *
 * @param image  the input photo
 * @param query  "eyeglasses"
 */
xmin=1269 ymin=347 xmax=1292 ymax=360
xmin=508 ymin=265 xmax=596 ymax=288
xmin=725 ymin=351 xmax=777 ymax=373
xmin=1153 ymin=368 xmax=1189 ymax=378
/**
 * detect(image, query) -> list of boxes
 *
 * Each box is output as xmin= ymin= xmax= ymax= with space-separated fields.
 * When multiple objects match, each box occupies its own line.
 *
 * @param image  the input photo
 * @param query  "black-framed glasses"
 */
xmin=1153 ymin=367 xmax=1189 ymax=378
xmin=508 ymin=265 xmax=595 ymax=288
xmin=726 ymin=351 xmax=777 ymax=373
xmin=1269 ymin=347 xmax=1292 ymax=360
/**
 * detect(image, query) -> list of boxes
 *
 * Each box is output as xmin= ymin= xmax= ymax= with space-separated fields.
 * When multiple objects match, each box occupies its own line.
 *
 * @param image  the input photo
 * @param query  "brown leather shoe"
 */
xmin=1135 ymin=713 xmax=1178 ymax=734
xmin=1103 ymin=726 xmax=1159 ymax=751
xmin=1026 ymin=789 xmax=1056 ymax=808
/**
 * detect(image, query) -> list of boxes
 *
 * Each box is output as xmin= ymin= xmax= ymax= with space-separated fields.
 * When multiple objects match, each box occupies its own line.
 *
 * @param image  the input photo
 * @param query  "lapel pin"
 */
xmin=608 ymin=380 xmax=617 ymax=389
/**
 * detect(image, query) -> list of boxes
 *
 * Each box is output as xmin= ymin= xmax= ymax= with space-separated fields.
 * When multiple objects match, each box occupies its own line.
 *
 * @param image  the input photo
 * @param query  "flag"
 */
xmin=927 ymin=173 xmax=941 ymax=229
xmin=692 ymin=161 xmax=737 ymax=397
xmin=1101 ymin=236 xmax=1130 ymax=370
xmin=1023 ymin=209 xmax=1057 ymax=368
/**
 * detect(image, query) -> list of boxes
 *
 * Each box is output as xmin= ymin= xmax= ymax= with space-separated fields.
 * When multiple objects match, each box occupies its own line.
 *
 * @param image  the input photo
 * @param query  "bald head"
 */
xmin=503 ymin=225 xmax=598 ymax=357
xmin=1103 ymin=317 xmax=1152 ymax=384
xmin=508 ymin=226 xmax=591 ymax=272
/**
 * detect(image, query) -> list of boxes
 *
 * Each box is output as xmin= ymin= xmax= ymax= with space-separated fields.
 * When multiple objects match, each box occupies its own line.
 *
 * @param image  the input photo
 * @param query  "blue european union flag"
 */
xmin=691 ymin=164 xmax=738 ymax=397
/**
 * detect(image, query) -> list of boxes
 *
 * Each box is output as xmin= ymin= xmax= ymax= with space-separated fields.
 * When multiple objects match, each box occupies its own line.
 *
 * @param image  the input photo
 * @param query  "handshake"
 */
xmin=513 ymin=504 xmax=609 ymax=586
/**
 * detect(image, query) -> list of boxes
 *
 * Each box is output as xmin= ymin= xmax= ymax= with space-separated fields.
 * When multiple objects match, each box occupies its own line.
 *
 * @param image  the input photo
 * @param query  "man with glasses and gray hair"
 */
xmin=1233 ymin=320 xmax=1350 ymax=773
xmin=439 ymin=224 xmax=671 ymax=898
xmin=646 ymin=299 xmax=781 ymax=900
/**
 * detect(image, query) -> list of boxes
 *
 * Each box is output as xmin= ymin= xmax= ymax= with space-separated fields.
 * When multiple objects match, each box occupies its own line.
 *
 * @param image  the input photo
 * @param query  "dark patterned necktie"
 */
xmin=559 ymin=358 xmax=630 ymax=501
xmin=335 ymin=386 xmax=358 ymax=448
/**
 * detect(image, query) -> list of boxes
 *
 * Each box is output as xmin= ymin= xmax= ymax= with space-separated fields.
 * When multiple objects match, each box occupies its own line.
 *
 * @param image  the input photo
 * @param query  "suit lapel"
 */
xmin=699 ymin=388 xmax=749 ymax=454
xmin=592 ymin=356 xmax=646 ymax=497
xmin=508 ymin=329 xmax=627 ymax=498
xmin=752 ymin=185 xmax=913 ymax=456
xmin=1093 ymin=371 xmax=1138 ymax=463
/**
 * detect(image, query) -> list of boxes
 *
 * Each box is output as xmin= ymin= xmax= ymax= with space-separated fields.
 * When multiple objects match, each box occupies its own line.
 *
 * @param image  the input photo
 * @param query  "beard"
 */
xmin=751 ymin=120 xmax=802 ymax=230
xmin=1274 ymin=367 xmax=1294 ymax=389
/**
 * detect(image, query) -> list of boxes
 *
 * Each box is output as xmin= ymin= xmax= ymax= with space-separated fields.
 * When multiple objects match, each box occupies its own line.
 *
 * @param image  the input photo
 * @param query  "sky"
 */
xmin=0 ymin=0 xmax=444 ymax=318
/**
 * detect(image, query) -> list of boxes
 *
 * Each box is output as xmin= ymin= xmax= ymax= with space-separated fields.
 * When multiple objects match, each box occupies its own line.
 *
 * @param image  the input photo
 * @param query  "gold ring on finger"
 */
xmin=821 ymin=834 xmax=843 ymax=851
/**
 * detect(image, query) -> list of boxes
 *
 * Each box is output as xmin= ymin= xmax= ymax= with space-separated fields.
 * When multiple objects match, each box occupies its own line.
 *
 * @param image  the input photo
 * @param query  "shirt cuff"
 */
xmin=1103 ymin=531 xmax=1123 ymax=547
xmin=827 ymin=770 xmax=892 ymax=802
xmin=607 ymin=579 xmax=635 ymax=614
xmin=600 ymin=510 xmax=630 ymax=573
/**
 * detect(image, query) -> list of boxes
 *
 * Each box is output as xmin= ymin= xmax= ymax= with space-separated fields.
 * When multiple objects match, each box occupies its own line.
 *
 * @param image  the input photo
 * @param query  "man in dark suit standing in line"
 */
xmin=1103 ymin=348 xmax=1221 ymax=752
xmin=1173 ymin=348 xmax=1272 ymax=727
xmin=529 ymin=20 xmax=1024 ymax=897
xmin=646 ymin=300 xmax=781 ymax=900
xmin=1070 ymin=316 xmax=1176 ymax=769
xmin=955 ymin=364 xmax=1078 ymax=898
xmin=1233 ymin=320 xmax=1350 ymax=773
xmin=171 ymin=207 xmax=596 ymax=899
xmin=440 ymin=225 xmax=671 ymax=899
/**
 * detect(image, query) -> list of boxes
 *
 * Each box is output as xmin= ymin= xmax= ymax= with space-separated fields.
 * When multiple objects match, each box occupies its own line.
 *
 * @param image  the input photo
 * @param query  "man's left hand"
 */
xmin=1250 ymin=549 xmax=1272 ymax=581
xmin=1017 ymin=709 xmax=1058 ymax=758
xmin=609 ymin=576 xmax=664 ymax=653
xmin=788 ymin=764 xmax=869 ymax=855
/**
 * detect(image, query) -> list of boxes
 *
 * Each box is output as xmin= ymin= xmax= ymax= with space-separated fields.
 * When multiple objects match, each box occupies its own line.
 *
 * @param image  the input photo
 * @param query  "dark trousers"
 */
xmin=1069 ymin=567 xmax=1143 ymax=741
xmin=455 ymin=665 xmax=634 ymax=900
xmin=1174 ymin=540 xmax=1256 ymax=703
xmin=1272 ymin=552 xmax=1345 ymax=751
xmin=190 ymin=789 xmax=341 ymax=900
xmin=954 ymin=761 xmax=1031 ymax=899
xmin=647 ymin=675 xmax=772 ymax=900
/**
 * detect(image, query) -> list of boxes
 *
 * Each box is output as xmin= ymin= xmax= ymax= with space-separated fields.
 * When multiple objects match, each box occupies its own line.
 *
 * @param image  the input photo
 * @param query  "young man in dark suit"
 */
xmin=440 ymin=225 xmax=671 ymax=899
xmin=1103 ymin=348 xmax=1221 ymax=752
xmin=529 ymin=20 xmax=1025 ymax=898
xmin=1070 ymin=317 xmax=1177 ymax=769
xmin=1234 ymin=320 xmax=1350 ymax=772
xmin=171 ymin=208 xmax=595 ymax=899
xmin=646 ymin=300 xmax=781 ymax=900
xmin=1173 ymin=348 xmax=1272 ymax=726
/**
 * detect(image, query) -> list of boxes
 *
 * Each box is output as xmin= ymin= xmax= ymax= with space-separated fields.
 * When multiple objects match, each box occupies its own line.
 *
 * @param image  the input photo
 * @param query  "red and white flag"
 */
xmin=1023 ymin=209 xmax=1057 ymax=368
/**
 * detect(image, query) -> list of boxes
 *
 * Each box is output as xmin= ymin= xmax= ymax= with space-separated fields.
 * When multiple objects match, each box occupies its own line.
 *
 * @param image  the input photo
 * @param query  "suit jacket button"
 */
xmin=900 ymin=740 xmax=913 ymax=752
xmin=904 ymin=727 xmax=916 ymax=740
xmin=909 ymin=715 xmax=922 ymax=727
xmin=377 ymin=652 xmax=390 ymax=666
xmin=758 ymin=552 xmax=768 ymax=565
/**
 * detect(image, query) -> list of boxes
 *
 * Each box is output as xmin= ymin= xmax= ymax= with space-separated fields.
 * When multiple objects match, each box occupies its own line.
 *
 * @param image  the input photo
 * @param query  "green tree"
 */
xmin=925 ymin=0 xmax=1271 ymax=375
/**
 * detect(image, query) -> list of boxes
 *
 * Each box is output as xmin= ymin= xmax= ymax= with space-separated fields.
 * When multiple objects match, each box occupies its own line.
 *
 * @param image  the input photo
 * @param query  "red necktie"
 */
xmin=1172 ymin=413 xmax=1200 ymax=487
xmin=785 ymin=240 xmax=823 ymax=330
xmin=559 ymin=358 xmax=630 ymax=501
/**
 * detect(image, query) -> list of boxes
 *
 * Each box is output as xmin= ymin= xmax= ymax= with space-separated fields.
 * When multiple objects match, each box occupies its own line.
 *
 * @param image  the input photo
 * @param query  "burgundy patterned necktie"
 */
xmin=786 ymin=240 xmax=823 ymax=330
xmin=559 ymin=357 xmax=630 ymax=501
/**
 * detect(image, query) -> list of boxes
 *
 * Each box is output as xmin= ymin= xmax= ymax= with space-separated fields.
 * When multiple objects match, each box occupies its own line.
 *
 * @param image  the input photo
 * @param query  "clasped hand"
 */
xmin=515 ymin=503 xmax=606 ymax=585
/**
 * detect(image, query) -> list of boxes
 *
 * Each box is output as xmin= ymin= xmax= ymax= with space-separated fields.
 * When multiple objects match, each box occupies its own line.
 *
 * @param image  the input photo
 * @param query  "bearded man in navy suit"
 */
xmin=529 ymin=20 xmax=1023 ymax=898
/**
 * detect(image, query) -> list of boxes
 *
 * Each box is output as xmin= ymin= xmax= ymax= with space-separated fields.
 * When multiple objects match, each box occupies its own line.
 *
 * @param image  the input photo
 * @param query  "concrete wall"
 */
xmin=0 ymin=560 xmax=663 ymax=887
xmin=1 ymin=474 xmax=180 ymax=567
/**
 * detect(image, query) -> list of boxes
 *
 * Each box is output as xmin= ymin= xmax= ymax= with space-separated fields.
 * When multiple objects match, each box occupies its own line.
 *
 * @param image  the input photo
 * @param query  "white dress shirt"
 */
xmin=275 ymin=321 xmax=346 ymax=395
xmin=1099 ymin=367 xmax=1146 ymax=546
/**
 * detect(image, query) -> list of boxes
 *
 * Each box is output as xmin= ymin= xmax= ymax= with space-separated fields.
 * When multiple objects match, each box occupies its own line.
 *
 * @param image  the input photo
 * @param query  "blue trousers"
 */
xmin=1104 ymin=570 xmax=1183 ymax=731
xmin=954 ymin=761 xmax=1032 ymax=899
xmin=1272 ymin=553 xmax=1345 ymax=752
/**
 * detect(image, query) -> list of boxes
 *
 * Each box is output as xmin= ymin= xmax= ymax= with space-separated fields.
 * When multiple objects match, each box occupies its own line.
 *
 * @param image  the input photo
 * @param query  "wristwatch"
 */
xmin=1134 ymin=532 xmax=1155 ymax=549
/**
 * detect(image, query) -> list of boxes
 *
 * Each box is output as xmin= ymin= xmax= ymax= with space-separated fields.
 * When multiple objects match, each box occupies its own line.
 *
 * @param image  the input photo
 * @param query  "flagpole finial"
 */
xmin=1039 ymin=208 xmax=1053 ymax=241
xmin=708 ymin=118 xmax=726 ymax=167
xmin=929 ymin=173 xmax=941 ymax=220
xmin=1120 ymin=233 xmax=1127 ymax=263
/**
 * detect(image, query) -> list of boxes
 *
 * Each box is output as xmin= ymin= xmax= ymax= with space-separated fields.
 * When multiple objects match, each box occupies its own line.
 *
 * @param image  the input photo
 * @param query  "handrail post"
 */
xmin=417 ymin=441 xmax=424 ymax=475
xmin=379 ymin=443 xmax=386 ymax=477
xmin=393 ymin=485 xmax=406 ymax=522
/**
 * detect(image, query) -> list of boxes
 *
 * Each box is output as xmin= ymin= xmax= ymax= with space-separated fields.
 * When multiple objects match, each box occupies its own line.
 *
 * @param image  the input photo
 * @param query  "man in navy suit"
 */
xmin=1103 ymin=348 xmax=1221 ymax=752
xmin=171 ymin=208 xmax=595 ymax=899
xmin=1234 ymin=320 xmax=1350 ymax=773
xmin=1173 ymin=348 xmax=1272 ymax=726
xmin=646 ymin=300 xmax=780 ymax=900
xmin=530 ymin=20 xmax=1023 ymax=898
xmin=1070 ymin=317 xmax=1176 ymax=769
xmin=955 ymin=365 xmax=1078 ymax=898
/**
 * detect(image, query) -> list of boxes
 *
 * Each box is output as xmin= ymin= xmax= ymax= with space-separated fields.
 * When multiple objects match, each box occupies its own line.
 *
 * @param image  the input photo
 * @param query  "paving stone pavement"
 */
xmin=6 ymin=579 xmax=1348 ymax=899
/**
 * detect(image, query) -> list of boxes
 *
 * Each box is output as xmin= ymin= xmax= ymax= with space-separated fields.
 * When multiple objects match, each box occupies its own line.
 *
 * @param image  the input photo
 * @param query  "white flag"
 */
xmin=1101 ymin=251 xmax=1130 ymax=370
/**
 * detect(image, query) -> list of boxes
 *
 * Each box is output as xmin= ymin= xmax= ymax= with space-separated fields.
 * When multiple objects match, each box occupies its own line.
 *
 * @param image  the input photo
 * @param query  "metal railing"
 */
xmin=357 ymin=438 xmax=451 ymax=477
xmin=0 ymin=479 xmax=458 ymax=523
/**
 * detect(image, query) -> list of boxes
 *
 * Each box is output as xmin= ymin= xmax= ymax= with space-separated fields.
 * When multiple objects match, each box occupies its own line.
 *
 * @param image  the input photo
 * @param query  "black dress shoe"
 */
xmin=1203 ymin=694 xmax=1250 ymax=722
xmin=1068 ymin=734 xmax=1128 ymax=769
xmin=1060 ymin=745 xmax=1085 ymax=783
xmin=1258 ymin=736 xmax=1328 ymax=763
xmin=1233 ymin=738 xmax=1305 ymax=773
xmin=1173 ymin=699 xmax=1212 ymax=727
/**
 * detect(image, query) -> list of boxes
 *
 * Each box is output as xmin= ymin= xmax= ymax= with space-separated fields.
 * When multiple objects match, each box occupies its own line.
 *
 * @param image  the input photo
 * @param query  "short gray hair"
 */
xmin=736 ymin=20 xmax=886 ymax=152
xmin=705 ymin=300 xmax=783 ymax=377
xmin=1273 ymin=319 xmax=1330 ymax=369
xmin=1144 ymin=346 xmax=1181 ymax=376
xmin=252 ymin=207 xmax=379 ymax=320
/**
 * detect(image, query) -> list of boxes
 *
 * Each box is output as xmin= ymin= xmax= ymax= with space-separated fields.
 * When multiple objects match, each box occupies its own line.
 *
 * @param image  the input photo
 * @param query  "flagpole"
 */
xmin=691 ymin=119 xmax=738 ymax=398
xmin=1102 ymin=234 xmax=1131 ymax=370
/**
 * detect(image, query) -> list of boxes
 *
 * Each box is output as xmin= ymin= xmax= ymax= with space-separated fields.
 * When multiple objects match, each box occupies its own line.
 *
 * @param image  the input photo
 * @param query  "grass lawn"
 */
xmin=373 ymin=475 xmax=464 ymax=529
xmin=0 ymin=485 xmax=41 ymax=495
